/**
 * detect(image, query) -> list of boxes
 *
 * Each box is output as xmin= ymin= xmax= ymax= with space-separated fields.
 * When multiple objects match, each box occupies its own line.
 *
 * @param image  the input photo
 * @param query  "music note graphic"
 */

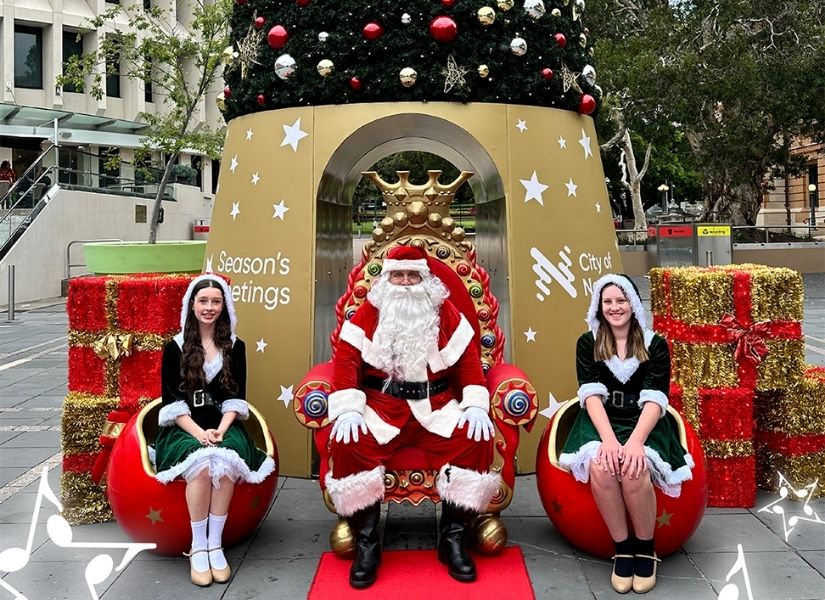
xmin=0 ymin=466 xmax=156 ymax=600
xmin=717 ymin=544 xmax=754 ymax=600
xmin=758 ymin=473 xmax=825 ymax=542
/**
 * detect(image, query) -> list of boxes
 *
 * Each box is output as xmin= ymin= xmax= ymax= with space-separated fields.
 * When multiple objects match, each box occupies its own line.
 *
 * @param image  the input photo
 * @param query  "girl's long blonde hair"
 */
xmin=593 ymin=283 xmax=649 ymax=363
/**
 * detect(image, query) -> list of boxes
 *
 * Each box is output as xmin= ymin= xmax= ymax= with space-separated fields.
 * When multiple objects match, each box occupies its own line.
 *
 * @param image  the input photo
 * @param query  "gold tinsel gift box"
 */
xmin=651 ymin=264 xmax=805 ymax=392
xmin=756 ymin=366 xmax=825 ymax=498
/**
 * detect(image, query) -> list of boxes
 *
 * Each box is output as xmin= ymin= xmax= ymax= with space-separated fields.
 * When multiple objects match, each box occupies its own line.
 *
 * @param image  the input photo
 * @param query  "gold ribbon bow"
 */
xmin=92 ymin=333 xmax=134 ymax=360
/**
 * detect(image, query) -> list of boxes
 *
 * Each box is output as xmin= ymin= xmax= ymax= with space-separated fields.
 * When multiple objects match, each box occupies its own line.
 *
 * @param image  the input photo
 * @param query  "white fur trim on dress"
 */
xmin=179 ymin=274 xmax=238 ymax=339
xmin=433 ymin=314 xmax=475 ymax=371
xmin=381 ymin=258 xmax=430 ymax=276
xmin=604 ymin=355 xmax=641 ymax=384
xmin=436 ymin=464 xmax=502 ymax=513
xmin=639 ymin=389 xmax=668 ymax=418
xmin=325 ymin=466 xmax=385 ymax=517
xmin=458 ymin=385 xmax=489 ymax=411
xmin=155 ymin=446 xmax=276 ymax=487
xmin=578 ymin=382 xmax=608 ymax=407
xmin=559 ymin=442 xmax=694 ymax=498
xmin=585 ymin=274 xmax=647 ymax=335
xmin=328 ymin=388 xmax=367 ymax=421
xmin=158 ymin=400 xmax=191 ymax=426
xmin=221 ymin=399 xmax=250 ymax=420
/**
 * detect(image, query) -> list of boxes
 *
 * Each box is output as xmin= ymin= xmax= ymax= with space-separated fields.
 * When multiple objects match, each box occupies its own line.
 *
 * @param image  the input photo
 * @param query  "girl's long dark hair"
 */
xmin=593 ymin=283 xmax=649 ymax=363
xmin=180 ymin=279 xmax=238 ymax=394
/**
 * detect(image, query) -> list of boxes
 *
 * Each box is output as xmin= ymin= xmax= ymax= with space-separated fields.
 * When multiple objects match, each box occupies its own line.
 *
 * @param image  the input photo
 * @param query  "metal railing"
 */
xmin=66 ymin=239 xmax=122 ymax=280
xmin=616 ymin=224 xmax=820 ymax=247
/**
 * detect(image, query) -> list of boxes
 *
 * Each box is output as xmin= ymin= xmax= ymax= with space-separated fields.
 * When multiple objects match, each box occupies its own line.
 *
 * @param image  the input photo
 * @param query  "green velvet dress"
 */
xmin=559 ymin=331 xmax=693 ymax=497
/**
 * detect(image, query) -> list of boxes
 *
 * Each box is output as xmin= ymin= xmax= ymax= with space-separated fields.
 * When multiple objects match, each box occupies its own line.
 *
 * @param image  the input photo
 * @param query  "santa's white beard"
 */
xmin=367 ymin=275 xmax=449 ymax=382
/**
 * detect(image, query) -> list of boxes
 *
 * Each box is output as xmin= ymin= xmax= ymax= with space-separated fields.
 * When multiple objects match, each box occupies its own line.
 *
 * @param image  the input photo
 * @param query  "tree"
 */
xmin=59 ymin=0 xmax=231 ymax=243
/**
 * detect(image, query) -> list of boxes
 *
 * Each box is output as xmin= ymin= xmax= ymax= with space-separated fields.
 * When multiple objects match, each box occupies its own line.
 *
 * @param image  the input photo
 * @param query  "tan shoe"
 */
xmin=184 ymin=549 xmax=212 ymax=587
xmin=632 ymin=553 xmax=661 ymax=594
xmin=209 ymin=547 xmax=232 ymax=583
xmin=610 ymin=554 xmax=634 ymax=594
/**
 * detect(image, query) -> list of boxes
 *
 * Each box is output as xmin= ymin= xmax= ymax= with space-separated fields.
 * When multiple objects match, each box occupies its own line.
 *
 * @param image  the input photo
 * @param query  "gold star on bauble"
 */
xmin=234 ymin=23 xmax=264 ymax=80
xmin=561 ymin=63 xmax=583 ymax=93
xmin=656 ymin=509 xmax=673 ymax=528
xmin=145 ymin=507 xmax=164 ymax=525
xmin=441 ymin=54 xmax=469 ymax=93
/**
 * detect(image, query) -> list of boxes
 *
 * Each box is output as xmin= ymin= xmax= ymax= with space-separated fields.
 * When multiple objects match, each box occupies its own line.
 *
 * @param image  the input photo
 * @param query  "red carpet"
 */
xmin=308 ymin=547 xmax=535 ymax=600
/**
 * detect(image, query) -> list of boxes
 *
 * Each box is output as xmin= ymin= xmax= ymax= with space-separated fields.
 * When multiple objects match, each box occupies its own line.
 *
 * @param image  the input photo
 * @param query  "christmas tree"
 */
xmin=222 ymin=0 xmax=598 ymax=120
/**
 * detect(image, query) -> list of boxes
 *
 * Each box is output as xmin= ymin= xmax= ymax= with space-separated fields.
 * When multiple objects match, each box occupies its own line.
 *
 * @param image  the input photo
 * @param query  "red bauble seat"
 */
xmin=107 ymin=399 xmax=279 ymax=555
xmin=535 ymin=400 xmax=707 ymax=559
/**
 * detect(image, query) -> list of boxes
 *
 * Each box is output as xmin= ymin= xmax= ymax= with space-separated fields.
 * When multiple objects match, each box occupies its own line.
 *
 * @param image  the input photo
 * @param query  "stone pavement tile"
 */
xmin=30 ymin=522 xmax=152 ymax=562
xmin=20 ymin=395 xmax=65 ymax=408
xmin=0 ymin=521 xmax=50 ymax=553
xmin=521 ymin=551 xmax=593 ymax=600
xmin=101 ymin=557 xmax=226 ymax=600
xmin=244 ymin=518 xmax=332 ymax=560
xmin=752 ymin=507 xmax=825 ymax=552
xmin=800 ymin=551 xmax=825 ymax=578
xmin=222 ymin=557 xmax=317 ymax=600
xmin=505 ymin=516 xmax=576 ymax=558
xmin=0 ymin=466 xmax=29 ymax=487
xmin=0 ymin=368 xmax=48 ymax=386
xmin=270 ymin=486 xmax=337 ymax=521
xmin=280 ymin=475 xmax=318 ymax=490
xmin=384 ymin=502 xmax=437 ymax=551
xmin=683 ymin=514 xmax=788 ymax=553
xmin=46 ymin=383 xmax=68 ymax=395
xmin=0 ymin=446 xmax=57 ymax=467
xmin=691 ymin=550 xmax=825 ymax=600
xmin=502 ymin=475 xmax=550 ymax=518
xmin=1 ymin=430 xmax=61 ymax=448
xmin=704 ymin=505 xmax=752 ymax=515
xmin=0 ymin=488 xmax=59 ymax=524
xmin=0 ymin=416 xmax=50 ymax=426
xmin=2 ymin=560 xmax=122 ymax=600
xmin=1 ymin=382 xmax=61 ymax=397
xmin=0 ymin=395 xmax=29 ymax=408
xmin=0 ymin=430 xmax=23 ymax=444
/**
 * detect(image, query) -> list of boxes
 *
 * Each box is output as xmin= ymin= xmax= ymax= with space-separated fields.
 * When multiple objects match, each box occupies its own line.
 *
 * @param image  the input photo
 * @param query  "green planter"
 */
xmin=83 ymin=241 xmax=206 ymax=275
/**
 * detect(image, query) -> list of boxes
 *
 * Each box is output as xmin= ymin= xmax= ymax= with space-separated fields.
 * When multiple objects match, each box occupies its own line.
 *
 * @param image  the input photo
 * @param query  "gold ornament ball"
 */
xmin=551 ymin=8 xmax=562 ymax=17
xmin=474 ymin=516 xmax=508 ymax=555
xmin=316 ymin=59 xmax=334 ymax=77
xmin=478 ymin=64 xmax=490 ymax=78
xmin=497 ymin=0 xmax=514 ymax=10
xmin=215 ymin=92 xmax=227 ymax=112
xmin=399 ymin=67 xmax=418 ymax=88
xmin=441 ymin=216 xmax=456 ymax=232
xmin=372 ymin=227 xmax=387 ymax=242
xmin=452 ymin=227 xmax=466 ymax=242
xmin=220 ymin=45 xmax=237 ymax=66
xmin=477 ymin=6 xmax=496 ymax=26
xmin=330 ymin=520 xmax=356 ymax=558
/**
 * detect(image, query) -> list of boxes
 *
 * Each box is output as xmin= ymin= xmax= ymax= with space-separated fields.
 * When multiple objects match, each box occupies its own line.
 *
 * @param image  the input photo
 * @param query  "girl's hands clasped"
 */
xmin=621 ymin=438 xmax=648 ymax=479
xmin=595 ymin=438 xmax=623 ymax=476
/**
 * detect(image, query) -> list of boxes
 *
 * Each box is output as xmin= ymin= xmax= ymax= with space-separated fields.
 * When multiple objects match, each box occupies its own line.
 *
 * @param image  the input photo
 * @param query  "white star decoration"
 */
xmin=229 ymin=154 xmax=239 ymax=173
xmin=579 ymin=128 xmax=593 ymax=159
xmin=539 ymin=392 xmax=562 ymax=420
xmin=281 ymin=117 xmax=308 ymax=152
xmin=565 ymin=178 xmax=578 ymax=197
xmin=256 ymin=338 xmax=268 ymax=353
xmin=205 ymin=255 xmax=213 ymax=273
xmin=595 ymin=201 xmax=601 ymax=213
xmin=245 ymin=128 xmax=254 ymax=141
xmin=516 ymin=119 xmax=528 ymax=133
xmin=251 ymin=172 xmax=260 ymax=186
xmin=523 ymin=327 xmax=537 ymax=342
xmin=758 ymin=473 xmax=825 ymax=542
xmin=557 ymin=136 xmax=567 ymax=149
xmin=520 ymin=171 xmax=549 ymax=206
xmin=278 ymin=385 xmax=295 ymax=408
xmin=272 ymin=199 xmax=289 ymax=220
xmin=230 ymin=202 xmax=240 ymax=221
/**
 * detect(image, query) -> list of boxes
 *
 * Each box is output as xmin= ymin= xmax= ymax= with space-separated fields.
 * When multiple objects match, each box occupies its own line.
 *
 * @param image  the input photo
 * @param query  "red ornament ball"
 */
xmin=223 ymin=86 xmax=232 ymax=98
xmin=349 ymin=76 xmax=362 ymax=91
xmin=441 ymin=0 xmax=456 ymax=7
xmin=267 ymin=25 xmax=289 ymax=49
xmin=296 ymin=0 xmax=310 ymax=5
xmin=554 ymin=32 xmax=567 ymax=48
xmin=541 ymin=67 xmax=554 ymax=81
xmin=579 ymin=94 xmax=597 ymax=115
xmin=254 ymin=16 xmax=265 ymax=29
xmin=256 ymin=94 xmax=266 ymax=106
xmin=362 ymin=22 xmax=384 ymax=41
xmin=429 ymin=15 xmax=459 ymax=43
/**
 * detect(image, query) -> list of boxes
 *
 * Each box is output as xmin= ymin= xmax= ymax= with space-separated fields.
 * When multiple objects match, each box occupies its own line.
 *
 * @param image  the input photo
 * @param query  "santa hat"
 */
xmin=179 ymin=273 xmax=238 ymax=337
xmin=380 ymin=245 xmax=431 ymax=277
xmin=585 ymin=273 xmax=647 ymax=335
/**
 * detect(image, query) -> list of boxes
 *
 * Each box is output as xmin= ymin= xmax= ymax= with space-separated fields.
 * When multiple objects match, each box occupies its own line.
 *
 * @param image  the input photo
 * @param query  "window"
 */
xmin=14 ymin=25 xmax=43 ymax=89
xmin=144 ymin=56 xmax=153 ymax=103
xmin=809 ymin=164 xmax=820 ymax=209
xmin=105 ymin=38 xmax=121 ymax=98
xmin=143 ymin=0 xmax=152 ymax=9
xmin=98 ymin=147 xmax=120 ymax=189
xmin=211 ymin=159 xmax=220 ymax=194
xmin=191 ymin=156 xmax=203 ymax=189
xmin=62 ymin=31 xmax=84 ymax=93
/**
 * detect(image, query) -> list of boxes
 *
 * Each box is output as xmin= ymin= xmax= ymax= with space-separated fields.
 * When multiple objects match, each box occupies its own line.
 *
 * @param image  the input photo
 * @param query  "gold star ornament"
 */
xmin=656 ymin=509 xmax=673 ymax=528
xmin=441 ymin=54 xmax=470 ymax=93
xmin=561 ymin=63 xmax=583 ymax=93
xmin=145 ymin=507 xmax=164 ymax=525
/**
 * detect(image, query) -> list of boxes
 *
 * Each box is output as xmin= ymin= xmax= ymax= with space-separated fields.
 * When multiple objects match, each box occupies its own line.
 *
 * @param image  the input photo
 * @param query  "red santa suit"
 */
xmin=325 ymin=279 xmax=501 ymax=518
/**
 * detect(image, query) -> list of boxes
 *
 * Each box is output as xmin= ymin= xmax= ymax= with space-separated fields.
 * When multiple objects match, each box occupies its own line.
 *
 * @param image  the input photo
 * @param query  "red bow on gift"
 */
xmin=719 ymin=313 xmax=771 ymax=366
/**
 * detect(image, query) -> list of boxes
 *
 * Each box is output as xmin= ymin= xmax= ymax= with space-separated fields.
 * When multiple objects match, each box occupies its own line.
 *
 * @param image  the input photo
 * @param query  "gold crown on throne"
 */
xmin=362 ymin=169 xmax=474 ymax=250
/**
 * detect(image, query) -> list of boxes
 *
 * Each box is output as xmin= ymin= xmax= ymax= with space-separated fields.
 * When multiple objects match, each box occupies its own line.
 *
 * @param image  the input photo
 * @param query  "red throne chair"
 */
xmin=294 ymin=170 xmax=538 ymax=556
xmin=106 ymin=399 xmax=279 ymax=555
xmin=535 ymin=399 xmax=707 ymax=559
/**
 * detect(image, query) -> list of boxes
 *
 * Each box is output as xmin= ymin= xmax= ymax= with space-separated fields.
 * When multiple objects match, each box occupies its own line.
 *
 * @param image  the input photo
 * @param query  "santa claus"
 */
xmin=325 ymin=245 xmax=501 ymax=588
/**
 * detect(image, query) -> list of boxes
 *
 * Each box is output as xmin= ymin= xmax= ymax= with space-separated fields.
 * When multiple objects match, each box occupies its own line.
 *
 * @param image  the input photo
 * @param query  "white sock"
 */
xmin=207 ymin=512 xmax=228 ymax=569
xmin=189 ymin=518 xmax=209 ymax=573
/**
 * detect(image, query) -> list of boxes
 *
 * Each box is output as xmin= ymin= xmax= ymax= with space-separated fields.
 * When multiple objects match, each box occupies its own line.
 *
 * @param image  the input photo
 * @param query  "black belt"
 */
xmin=363 ymin=376 xmax=449 ymax=400
xmin=187 ymin=390 xmax=219 ymax=409
xmin=608 ymin=391 xmax=639 ymax=409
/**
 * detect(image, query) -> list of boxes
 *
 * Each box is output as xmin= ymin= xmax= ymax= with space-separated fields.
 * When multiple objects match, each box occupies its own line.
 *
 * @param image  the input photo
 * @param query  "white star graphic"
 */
xmin=565 ymin=178 xmax=578 ymax=197
xmin=557 ymin=136 xmax=567 ymax=149
xmin=245 ymin=128 xmax=254 ymax=141
xmin=251 ymin=172 xmax=260 ymax=186
xmin=278 ymin=385 xmax=295 ymax=408
xmin=579 ymin=128 xmax=593 ymax=159
xmin=516 ymin=119 xmax=528 ymax=133
xmin=230 ymin=202 xmax=240 ymax=221
xmin=523 ymin=327 xmax=537 ymax=342
xmin=229 ymin=154 xmax=239 ymax=173
xmin=281 ymin=117 xmax=309 ymax=152
xmin=758 ymin=473 xmax=825 ymax=542
xmin=539 ymin=392 xmax=563 ymax=420
xmin=595 ymin=201 xmax=601 ymax=213
xmin=256 ymin=338 xmax=268 ymax=353
xmin=520 ymin=171 xmax=549 ymax=206
xmin=272 ymin=199 xmax=289 ymax=220
xmin=205 ymin=255 xmax=213 ymax=273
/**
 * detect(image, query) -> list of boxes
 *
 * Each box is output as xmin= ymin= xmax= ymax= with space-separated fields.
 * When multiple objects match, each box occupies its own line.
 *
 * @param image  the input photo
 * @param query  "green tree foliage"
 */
xmin=58 ymin=0 xmax=231 ymax=242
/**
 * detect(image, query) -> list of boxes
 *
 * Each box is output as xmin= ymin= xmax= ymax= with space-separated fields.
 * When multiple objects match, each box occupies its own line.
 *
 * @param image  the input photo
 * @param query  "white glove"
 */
xmin=330 ymin=411 xmax=368 ymax=444
xmin=457 ymin=406 xmax=494 ymax=442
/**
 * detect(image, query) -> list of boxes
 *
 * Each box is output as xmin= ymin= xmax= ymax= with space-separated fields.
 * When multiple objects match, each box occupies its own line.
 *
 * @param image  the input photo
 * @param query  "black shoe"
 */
xmin=345 ymin=503 xmax=382 ymax=589
xmin=437 ymin=502 xmax=477 ymax=582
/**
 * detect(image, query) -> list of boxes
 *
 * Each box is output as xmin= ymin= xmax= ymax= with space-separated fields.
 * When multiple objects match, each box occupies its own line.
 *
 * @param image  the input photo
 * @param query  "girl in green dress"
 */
xmin=559 ymin=274 xmax=693 ymax=594
xmin=154 ymin=274 xmax=275 ymax=587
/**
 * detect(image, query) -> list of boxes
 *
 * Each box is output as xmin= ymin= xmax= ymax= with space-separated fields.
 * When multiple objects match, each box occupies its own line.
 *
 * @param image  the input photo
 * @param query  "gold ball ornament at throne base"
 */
xmin=330 ymin=519 xmax=356 ymax=558
xmin=474 ymin=514 xmax=508 ymax=555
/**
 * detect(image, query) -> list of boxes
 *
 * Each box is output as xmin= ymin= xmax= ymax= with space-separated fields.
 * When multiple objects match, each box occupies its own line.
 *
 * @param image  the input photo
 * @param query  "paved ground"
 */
xmin=1 ymin=276 xmax=824 ymax=600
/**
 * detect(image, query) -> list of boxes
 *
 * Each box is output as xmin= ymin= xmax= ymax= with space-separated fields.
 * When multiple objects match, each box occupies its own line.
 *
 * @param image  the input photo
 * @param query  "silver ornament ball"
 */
xmin=274 ymin=53 xmax=296 ymax=80
xmin=399 ymin=67 xmax=418 ymax=87
xmin=510 ymin=37 xmax=527 ymax=56
xmin=318 ymin=31 xmax=329 ymax=42
xmin=523 ymin=0 xmax=546 ymax=19
xmin=582 ymin=64 xmax=596 ymax=85
xmin=401 ymin=13 xmax=412 ymax=24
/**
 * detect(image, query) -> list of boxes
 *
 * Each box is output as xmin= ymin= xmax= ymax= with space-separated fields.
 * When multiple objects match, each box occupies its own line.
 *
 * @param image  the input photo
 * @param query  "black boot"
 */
xmin=437 ymin=502 xmax=477 ymax=582
xmin=345 ymin=503 xmax=382 ymax=589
